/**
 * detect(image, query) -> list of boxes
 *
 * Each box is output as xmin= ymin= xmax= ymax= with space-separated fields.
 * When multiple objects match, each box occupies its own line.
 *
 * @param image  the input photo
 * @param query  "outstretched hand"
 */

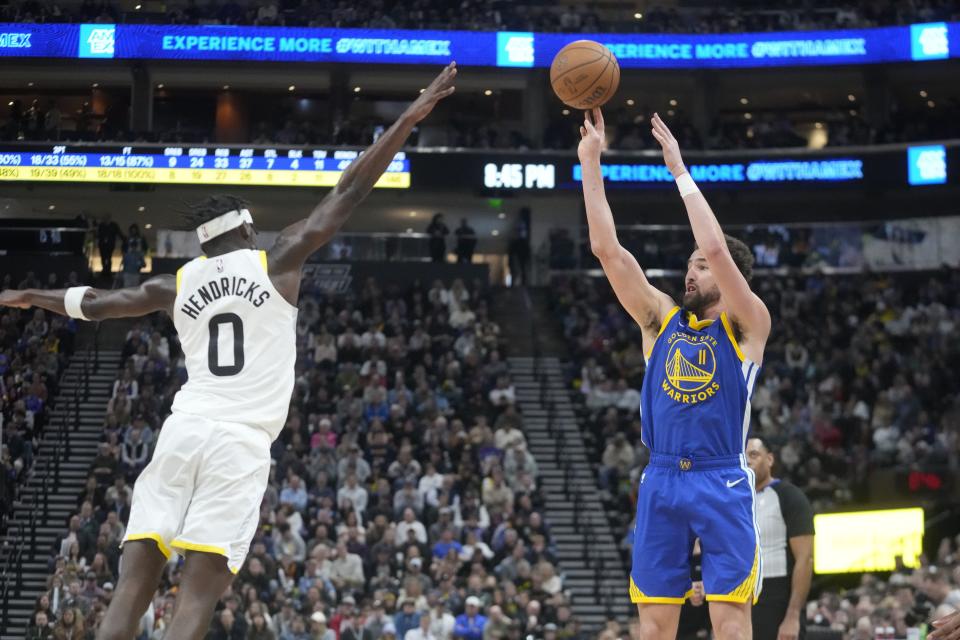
xmin=0 ymin=289 xmax=30 ymax=309
xmin=930 ymin=610 xmax=960 ymax=640
xmin=406 ymin=62 xmax=457 ymax=123
xmin=651 ymin=112 xmax=686 ymax=178
xmin=578 ymin=108 xmax=605 ymax=161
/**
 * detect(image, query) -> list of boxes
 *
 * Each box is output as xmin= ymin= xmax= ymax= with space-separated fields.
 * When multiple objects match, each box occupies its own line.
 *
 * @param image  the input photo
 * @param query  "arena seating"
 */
xmin=25 ymin=278 xmax=585 ymax=639
xmin=549 ymin=267 xmax=960 ymax=638
xmin=1 ymin=274 xmax=75 ymax=531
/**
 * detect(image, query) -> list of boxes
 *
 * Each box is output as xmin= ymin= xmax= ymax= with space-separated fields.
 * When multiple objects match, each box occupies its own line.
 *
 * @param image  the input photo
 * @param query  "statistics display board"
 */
xmin=0 ymin=21 xmax=956 ymax=69
xmin=0 ymin=143 xmax=954 ymax=191
xmin=0 ymin=145 xmax=409 ymax=189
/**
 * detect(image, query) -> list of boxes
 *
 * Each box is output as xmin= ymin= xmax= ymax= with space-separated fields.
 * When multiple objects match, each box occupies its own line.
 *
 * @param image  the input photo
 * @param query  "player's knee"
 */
xmin=713 ymin=615 xmax=751 ymax=640
xmin=636 ymin=616 xmax=672 ymax=640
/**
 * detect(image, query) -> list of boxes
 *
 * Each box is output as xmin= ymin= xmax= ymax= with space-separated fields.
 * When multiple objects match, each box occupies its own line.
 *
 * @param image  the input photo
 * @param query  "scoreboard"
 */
xmin=0 ymin=144 xmax=410 ymax=189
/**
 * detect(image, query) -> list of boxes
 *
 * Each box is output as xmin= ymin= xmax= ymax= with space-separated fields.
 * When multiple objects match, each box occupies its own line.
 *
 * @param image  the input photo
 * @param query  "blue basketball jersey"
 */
xmin=640 ymin=306 xmax=760 ymax=457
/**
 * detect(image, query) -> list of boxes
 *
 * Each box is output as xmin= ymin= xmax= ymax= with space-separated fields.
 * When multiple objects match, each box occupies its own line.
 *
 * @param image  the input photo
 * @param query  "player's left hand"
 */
xmin=0 ymin=289 xmax=31 ymax=309
xmin=930 ymin=610 xmax=960 ymax=640
xmin=405 ymin=61 xmax=457 ymax=123
xmin=776 ymin=616 xmax=800 ymax=640
xmin=651 ymin=112 xmax=687 ymax=178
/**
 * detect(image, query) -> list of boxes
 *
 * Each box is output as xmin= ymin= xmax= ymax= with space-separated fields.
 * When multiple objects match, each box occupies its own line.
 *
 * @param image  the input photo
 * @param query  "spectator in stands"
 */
xmin=454 ymin=596 xmax=487 ymax=640
xmin=426 ymin=214 xmax=450 ymax=263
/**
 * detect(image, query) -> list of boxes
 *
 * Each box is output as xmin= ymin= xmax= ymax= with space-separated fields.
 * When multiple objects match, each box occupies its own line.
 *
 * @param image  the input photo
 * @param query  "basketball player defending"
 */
xmin=578 ymin=107 xmax=770 ymax=640
xmin=0 ymin=63 xmax=456 ymax=640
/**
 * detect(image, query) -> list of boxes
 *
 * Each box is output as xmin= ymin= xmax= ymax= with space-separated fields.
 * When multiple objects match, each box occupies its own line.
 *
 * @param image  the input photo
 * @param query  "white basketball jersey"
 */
xmin=171 ymin=249 xmax=297 ymax=439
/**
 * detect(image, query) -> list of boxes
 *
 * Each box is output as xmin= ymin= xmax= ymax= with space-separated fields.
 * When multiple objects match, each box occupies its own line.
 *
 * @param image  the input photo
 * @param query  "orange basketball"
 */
xmin=550 ymin=40 xmax=620 ymax=110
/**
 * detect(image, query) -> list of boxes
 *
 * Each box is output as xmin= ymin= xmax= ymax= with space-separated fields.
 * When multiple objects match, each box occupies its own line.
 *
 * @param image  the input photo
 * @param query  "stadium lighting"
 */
xmin=135 ymin=4 xmax=141 ymax=9
xmin=919 ymin=90 xmax=928 ymax=97
xmin=815 ymin=122 xmax=824 ymax=129
xmin=492 ymin=229 xmax=500 ymax=236
xmin=739 ymin=97 xmax=749 ymax=105
xmin=847 ymin=94 xmax=856 ymax=101
xmin=92 ymin=83 xmax=99 ymax=88
xmin=744 ymin=112 xmax=752 ymax=120
xmin=222 ymin=85 xmax=230 ymax=90
xmin=927 ymin=100 xmax=936 ymax=108
xmin=634 ymin=12 xmax=643 ymax=19
xmin=498 ymin=213 xmax=506 ymax=219
xmin=138 ymin=206 xmax=146 ymax=212
xmin=157 ymin=83 xmax=164 ymax=89
xmin=561 ymin=109 xmax=570 ymax=115
xmin=288 ymin=85 xmax=295 ymax=91
xmin=27 ymin=82 xmax=34 ymax=87
xmin=48 ymin=205 xmax=55 ymax=210
xmin=7 ymin=101 xmax=12 ymax=106
xmin=484 ymin=89 xmax=493 ymax=96
xmin=626 ymin=99 xmax=635 ymax=106
xmin=409 ymin=211 xmax=417 ymax=217
xmin=353 ymin=86 xmax=361 ymax=93
xmin=669 ymin=98 xmax=678 ymax=106
xmin=145 ymin=224 xmax=152 ymax=229
xmin=667 ymin=109 xmax=675 ymax=116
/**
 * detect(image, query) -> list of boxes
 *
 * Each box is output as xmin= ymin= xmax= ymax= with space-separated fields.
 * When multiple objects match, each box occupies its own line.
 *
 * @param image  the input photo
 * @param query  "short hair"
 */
xmin=695 ymin=234 xmax=754 ymax=282
xmin=749 ymin=435 xmax=771 ymax=453
xmin=181 ymin=194 xmax=249 ymax=230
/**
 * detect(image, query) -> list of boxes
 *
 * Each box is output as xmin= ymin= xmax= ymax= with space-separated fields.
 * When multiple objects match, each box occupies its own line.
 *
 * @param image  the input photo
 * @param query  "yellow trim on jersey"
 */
xmin=686 ymin=311 xmax=715 ymax=330
xmin=645 ymin=306 xmax=681 ymax=358
xmin=705 ymin=545 xmax=759 ymax=604
xmin=629 ymin=577 xmax=694 ymax=604
xmin=258 ymin=250 xmax=268 ymax=274
xmin=125 ymin=533 xmax=172 ymax=559
xmin=720 ymin=312 xmax=746 ymax=362
xmin=175 ymin=267 xmax=184 ymax=294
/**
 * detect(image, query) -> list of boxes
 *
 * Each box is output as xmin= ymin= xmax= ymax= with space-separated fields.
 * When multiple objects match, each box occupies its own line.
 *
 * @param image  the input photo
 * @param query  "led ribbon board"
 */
xmin=0 ymin=22 xmax=956 ymax=68
xmin=813 ymin=508 xmax=924 ymax=574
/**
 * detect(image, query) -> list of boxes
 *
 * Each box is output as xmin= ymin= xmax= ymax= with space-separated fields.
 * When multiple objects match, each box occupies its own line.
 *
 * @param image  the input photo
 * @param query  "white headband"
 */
xmin=196 ymin=208 xmax=253 ymax=243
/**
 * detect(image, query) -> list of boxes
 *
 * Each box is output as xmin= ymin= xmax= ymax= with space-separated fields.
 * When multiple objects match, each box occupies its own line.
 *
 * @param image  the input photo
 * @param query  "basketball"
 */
xmin=550 ymin=40 xmax=620 ymax=110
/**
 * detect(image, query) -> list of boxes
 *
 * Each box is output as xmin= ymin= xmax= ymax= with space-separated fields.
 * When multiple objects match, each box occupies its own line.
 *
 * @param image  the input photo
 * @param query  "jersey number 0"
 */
xmin=208 ymin=313 xmax=245 ymax=376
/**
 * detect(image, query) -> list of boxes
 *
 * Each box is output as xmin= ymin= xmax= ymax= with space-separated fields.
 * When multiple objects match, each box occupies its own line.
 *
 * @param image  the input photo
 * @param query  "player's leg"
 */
xmin=709 ymin=600 xmax=752 ymax=640
xmin=636 ymin=603 xmax=683 ymax=640
xmin=161 ymin=550 xmax=235 ymax=640
xmin=693 ymin=464 xmax=761 ymax=640
xmin=95 ymin=540 xmax=168 ymax=640
xmin=629 ymin=465 xmax=696 ymax=640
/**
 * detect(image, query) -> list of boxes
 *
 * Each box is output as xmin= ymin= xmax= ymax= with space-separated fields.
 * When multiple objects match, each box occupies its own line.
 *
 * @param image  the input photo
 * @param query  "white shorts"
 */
xmin=122 ymin=411 xmax=271 ymax=573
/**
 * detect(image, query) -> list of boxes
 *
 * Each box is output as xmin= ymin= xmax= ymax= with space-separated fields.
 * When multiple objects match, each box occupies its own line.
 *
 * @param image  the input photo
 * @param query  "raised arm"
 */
xmin=0 ymin=275 xmax=176 ymax=320
xmin=578 ymin=108 xmax=674 ymax=345
xmin=650 ymin=113 xmax=770 ymax=356
xmin=269 ymin=63 xmax=457 ymax=278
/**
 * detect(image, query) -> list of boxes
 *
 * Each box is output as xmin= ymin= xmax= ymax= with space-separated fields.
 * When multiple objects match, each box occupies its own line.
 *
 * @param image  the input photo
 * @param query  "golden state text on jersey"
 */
xmin=640 ymin=306 xmax=760 ymax=457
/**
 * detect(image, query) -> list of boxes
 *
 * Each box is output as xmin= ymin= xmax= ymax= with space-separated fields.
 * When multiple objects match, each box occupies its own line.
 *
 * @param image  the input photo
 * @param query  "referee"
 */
xmin=746 ymin=437 xmax=815 ymax=640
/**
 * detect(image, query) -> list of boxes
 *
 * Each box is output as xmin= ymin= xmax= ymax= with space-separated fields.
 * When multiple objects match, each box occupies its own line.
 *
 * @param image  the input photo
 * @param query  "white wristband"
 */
xmin=676 ymin=172 xmax=700 ymax=198
xmin=64 ymin=286 xmax=91 ymax=321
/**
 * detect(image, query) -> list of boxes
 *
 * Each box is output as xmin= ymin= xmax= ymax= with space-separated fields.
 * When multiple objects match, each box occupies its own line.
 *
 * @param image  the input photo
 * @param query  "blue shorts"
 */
xmin=629 ymin=453 xmax=762 ymax=605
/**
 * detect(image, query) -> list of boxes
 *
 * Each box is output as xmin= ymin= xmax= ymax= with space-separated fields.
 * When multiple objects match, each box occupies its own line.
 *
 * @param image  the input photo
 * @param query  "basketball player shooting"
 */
xmin=578 ymin=107 xmax=771 ymax=640
xmin=0 ymin=62 xmax=456 ymax=640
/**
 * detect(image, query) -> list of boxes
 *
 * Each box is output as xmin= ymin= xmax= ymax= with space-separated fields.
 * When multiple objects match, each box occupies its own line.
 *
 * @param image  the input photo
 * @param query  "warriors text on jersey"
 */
xmin=640 ymin=306 xmax=760 ymax=457
xmin=172 ymin=249 xmax=297 ymax=439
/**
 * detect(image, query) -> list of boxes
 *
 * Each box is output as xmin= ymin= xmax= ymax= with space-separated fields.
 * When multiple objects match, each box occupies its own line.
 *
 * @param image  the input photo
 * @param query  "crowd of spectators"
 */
xmin=26 ymin=276 xmax=587 ymax=639
xmin=1 ymin=271 xmax=78 ymax=534
xmin=549 ymin=267 xmax=960 ymax=637
xmin=2 ymin=0 xmax=958 ymax=34
xmin=5 ymin=93 xmax=959 ymax=154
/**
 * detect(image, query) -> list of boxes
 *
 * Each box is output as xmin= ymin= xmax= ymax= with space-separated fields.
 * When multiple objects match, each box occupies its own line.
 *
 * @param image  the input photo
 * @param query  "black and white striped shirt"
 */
xmin=756 ymin=479 xmax=814 ymax=580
